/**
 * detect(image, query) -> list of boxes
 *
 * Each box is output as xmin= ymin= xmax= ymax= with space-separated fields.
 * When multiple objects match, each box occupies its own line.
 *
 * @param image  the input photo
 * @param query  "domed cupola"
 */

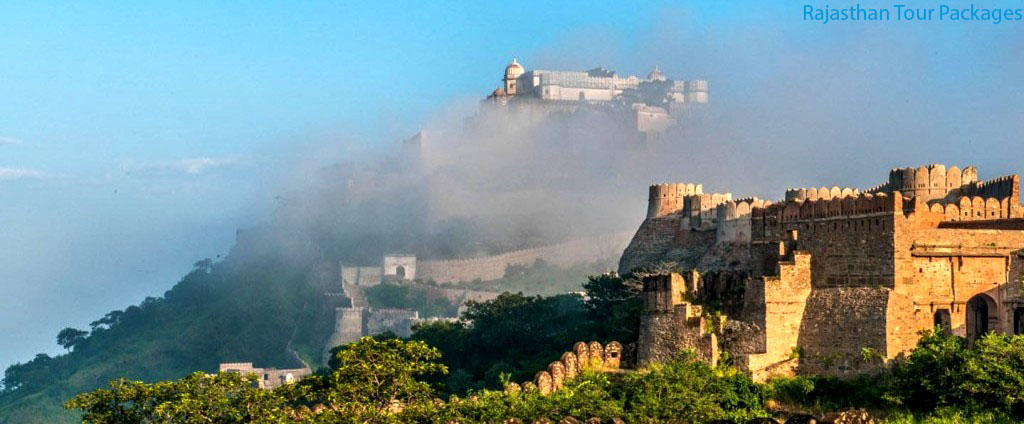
xmin=647 ymin=65 xmax=666 ymax=81
xmin=504 ymin=57 xmax=525 ymax=80
xmin=503 ymin=57 xmax=525 ymax=95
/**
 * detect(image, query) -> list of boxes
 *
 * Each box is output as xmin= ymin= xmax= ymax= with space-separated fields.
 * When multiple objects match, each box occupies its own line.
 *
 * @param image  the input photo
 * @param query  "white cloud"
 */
xmin=121 ymin=155 xmax=246 ymax=177
xmin=0 ymin=136 xmax=22 ymax=146
xmin=0 ymin=168 xmax=47 ymax=182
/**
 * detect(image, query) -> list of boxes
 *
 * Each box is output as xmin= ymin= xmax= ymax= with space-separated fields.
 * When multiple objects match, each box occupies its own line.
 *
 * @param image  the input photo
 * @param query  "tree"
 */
xmin=308 ymin=337 xmax=447 ymax=413
xmin=56 ymin=327 xmax=88 ymax=351
xmin=619 ymin=352 xmax=764 ymax=423
xmin=193 ymin=258 xmax=214 ymax=272
xmin=65 ymin=372 xmax=290 ymax=423
xmin=884 ymin=328 xmax=970 ymax=410
xmin=582 ymin=274 xmax=642 ymax=342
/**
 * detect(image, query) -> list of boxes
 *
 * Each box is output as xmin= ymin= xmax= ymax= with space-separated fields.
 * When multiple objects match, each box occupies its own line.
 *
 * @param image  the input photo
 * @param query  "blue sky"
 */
xmin=1 ymin=1 xmax=1023 ymax=370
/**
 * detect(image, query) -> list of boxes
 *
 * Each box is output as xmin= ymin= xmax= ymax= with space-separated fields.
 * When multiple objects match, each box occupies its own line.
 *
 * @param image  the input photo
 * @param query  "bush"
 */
xmin=404 ymin=372 xmax=624 ymax=423
xmin=885 ymin=328 xmax=970 ymax=410
xmin=617 ymin=352 xmax=766 ymax=423
xmin=764 ymin=374 xmax=886 ymax=412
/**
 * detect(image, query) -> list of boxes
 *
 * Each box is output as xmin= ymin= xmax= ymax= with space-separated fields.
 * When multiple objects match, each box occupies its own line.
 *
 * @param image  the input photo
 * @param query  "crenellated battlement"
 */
xmin=885 ymin=164 xmax=978 ymax=201
xmin=647 ymin=182 xmax=704 ymax=218
xmin=925 ymin=194 xmax=1022 ymax=221
xmin=624 ymin=162 xmax=1024 ymax=382
xmin=687 ymin=79 xmax=709 ymax=92
xmin=762 ymin=192 xmax=903 ymax=225
xmin=680 ymin=192 xmax=734 ymax=230
xmin=974 ymin=174 xmax=1020 ymax=201
xmin=716 ymin=197 xmax=772 ymax=221
xmin=785 ymin=187 xmax=860 ymax=202
xmin=638 ymin=272 xmax=719 ymax=365
xmin=640 ymin=166 xmax=1021 ymax=247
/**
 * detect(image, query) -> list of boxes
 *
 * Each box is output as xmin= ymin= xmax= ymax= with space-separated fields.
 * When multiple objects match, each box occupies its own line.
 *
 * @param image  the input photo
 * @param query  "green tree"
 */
xmin=582 ymin=273 xmax=642 ymax=342
xmin=306 ymin=337 xmax=447 ymax=414
xmin=962 ymin=332 xmax=1024 ymax=414
xmin=619 ymin=352 xmax=764 ymax=423
xmin=56 ymin=327 xmax=88 ymax=351
xmin=885 ymin=328 xmax=970 ymax=410
xmin=64 ymin=372 xmax=289 ymax=423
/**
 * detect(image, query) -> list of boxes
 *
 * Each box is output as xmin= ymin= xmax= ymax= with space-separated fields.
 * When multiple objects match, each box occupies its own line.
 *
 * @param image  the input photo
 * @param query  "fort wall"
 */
xmin=636 ymin=274 xmax=718 ymax=365
xmin=735 ymin=252 xmax=811 ymax=380
xmin=505 ymin=341 xmax=623 ymax=396
xmin=647 ymin=183 xmax=703 ymax=218
xmin=624 ymin=163 xmax=1024 ymax=380
xmin=716 ymin=198 xmax=771 ymax=243
xmin=418 ymin=232 xmax=631 ymax=284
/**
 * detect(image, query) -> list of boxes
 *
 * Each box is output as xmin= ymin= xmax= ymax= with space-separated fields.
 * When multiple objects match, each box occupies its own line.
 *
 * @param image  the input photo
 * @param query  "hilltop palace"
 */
xmin=481 ymin=58 xmax=708 ymax=135
xmin=620 ymin=164 xmax=1024 ymax=380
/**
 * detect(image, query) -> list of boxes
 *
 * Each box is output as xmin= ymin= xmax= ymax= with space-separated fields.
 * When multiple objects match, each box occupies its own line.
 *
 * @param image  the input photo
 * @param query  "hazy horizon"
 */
xmin=2 ymin=1 xmax=1023 ymax=372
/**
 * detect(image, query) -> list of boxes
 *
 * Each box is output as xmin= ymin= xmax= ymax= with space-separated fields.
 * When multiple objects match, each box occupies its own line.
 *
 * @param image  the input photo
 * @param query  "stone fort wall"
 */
xmin=624 ymin=164 xmax=1024 ymax=380
xmin=417 ymin=232 xmax=632 ymax=284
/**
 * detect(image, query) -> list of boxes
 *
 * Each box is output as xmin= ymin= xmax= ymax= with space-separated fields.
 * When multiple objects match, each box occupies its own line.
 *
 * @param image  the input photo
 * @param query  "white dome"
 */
xmin=647 ymin=65 xmax=666 ymax=81
xmin=504 ymin=57 xmax=525 ymax=80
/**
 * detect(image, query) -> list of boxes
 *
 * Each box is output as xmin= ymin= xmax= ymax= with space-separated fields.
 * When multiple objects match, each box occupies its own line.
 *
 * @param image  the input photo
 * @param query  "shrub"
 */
xmin=617 ymin=352 xmax=765 ymax=423
xmin=884 ymin=328 xmax=970 ymax=410
xmin=764 ymin=374 xmax=885 ymax=412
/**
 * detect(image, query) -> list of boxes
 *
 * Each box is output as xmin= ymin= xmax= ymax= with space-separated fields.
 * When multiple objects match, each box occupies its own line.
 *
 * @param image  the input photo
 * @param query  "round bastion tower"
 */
xmin=504 ymin=57 xmax=524 ymax=95
xmin=648 ymin=183 xmax=704 ymax=218
xmin=686 ymin=80 xmax=709 ymax=104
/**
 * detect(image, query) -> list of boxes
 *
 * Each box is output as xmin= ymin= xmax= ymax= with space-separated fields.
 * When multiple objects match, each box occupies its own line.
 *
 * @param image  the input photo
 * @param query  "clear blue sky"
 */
xmin=1 ymin=1 xmax=1023 ymax=370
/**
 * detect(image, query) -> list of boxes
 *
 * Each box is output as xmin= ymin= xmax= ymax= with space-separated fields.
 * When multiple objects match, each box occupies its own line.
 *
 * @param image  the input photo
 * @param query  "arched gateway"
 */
xmin=966 ymin=294 xmax=998 ymax=342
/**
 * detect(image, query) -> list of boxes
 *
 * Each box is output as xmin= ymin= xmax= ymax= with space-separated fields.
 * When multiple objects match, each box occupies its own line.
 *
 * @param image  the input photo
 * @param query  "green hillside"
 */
xmin=0 ymin=246 xmax=341 ymax=423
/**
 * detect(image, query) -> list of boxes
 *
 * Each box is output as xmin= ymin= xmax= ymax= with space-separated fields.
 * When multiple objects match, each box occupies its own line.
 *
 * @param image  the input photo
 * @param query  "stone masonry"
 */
xmin=621 ymin=165 xmax=1024 ymax=380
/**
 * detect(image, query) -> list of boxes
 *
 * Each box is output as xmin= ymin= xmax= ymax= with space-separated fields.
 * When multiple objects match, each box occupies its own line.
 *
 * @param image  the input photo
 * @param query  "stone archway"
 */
xmin=966 ymin=294 xmax=997 ymax=342
xmin=396 ymin=265 xmax=406 ymax=279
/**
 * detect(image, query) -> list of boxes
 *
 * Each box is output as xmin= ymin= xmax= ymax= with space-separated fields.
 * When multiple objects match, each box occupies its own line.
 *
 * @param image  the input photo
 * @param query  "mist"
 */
xmin=3 ymin=2 xmax=1024 ymax=374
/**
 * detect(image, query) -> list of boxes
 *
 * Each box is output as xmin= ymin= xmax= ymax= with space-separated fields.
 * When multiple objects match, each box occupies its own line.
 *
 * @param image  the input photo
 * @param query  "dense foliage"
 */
xmin=885 ymin=329 xmax=1024 ymax=415
xmin=0 ymin=251 xmax=339 ymax=423
xmin=66 ymin=372 xmax=290 ymax=423
xmin=65 ymin=337 xmax=768 ymax=424
xmin=363 ymin=283 xmax=460 ymax=318
xmin=766 ymin=328 xmax=1024 ymax=422
xmin=409 ymin=272 xmax=640 ymax=395
xmin=0 ymin=251 xmax=635 ymax=423
xmin=8 ymin=232 xmax=1024 ymax=424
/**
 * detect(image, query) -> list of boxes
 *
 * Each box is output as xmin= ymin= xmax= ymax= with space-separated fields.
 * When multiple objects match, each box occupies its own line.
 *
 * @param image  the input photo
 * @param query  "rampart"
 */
xmin=636 ymin=273 xmax=718 ymax=365
xmin=784 ymin=187 xmax=860 ymax=201
xmin=647 ymin=182 xmax=703 ymax=218
xmin=623 ymin=163 xmax=1024 ymax=381
xmin=504 ymin=341 xmax=623 ymax=396
xmin=716 ymin=197 xmax=771 ymax=243
xmin=417 ymin=232 xmax=632 ymax=284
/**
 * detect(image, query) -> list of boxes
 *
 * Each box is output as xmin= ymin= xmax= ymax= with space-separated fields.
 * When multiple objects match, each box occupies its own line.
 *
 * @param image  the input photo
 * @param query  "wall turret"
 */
xmin=685 ymin=80 xmax=709 ymax=104
xmin=784 ymin=187 xmax=859 ymax=202
xmin=887 ymin=164 xmax=977 ymax=201
xmin=648 ymin=182 xmax=703 ymax=218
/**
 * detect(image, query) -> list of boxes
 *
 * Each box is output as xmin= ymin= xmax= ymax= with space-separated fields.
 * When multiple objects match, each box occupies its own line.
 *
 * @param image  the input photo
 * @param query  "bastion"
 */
xmin=620 ymin=164 xmax=1024 ymax=380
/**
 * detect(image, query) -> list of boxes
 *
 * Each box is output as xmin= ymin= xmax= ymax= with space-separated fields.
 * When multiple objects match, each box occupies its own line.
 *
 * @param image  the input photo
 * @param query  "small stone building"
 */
xmin=621 ymin=164 xmax=1024 ymax=380
xmin=383 ymin=254 xmax=417 ymax=280
xmin=218 ymin=362 xmax=312 ymax=390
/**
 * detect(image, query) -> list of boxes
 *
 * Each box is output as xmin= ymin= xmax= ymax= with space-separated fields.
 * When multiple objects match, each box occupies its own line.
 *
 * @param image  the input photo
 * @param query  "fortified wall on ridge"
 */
xmin=620 ymin=164 xmax=1024 ymax=380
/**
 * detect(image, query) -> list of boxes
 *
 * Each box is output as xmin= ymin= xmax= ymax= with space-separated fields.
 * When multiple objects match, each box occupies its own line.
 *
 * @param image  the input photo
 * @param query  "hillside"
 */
xmin=0 ymin=245 xmax=341 ymax=423
xmin=0 ymin=229 xmax=623 ymax=424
